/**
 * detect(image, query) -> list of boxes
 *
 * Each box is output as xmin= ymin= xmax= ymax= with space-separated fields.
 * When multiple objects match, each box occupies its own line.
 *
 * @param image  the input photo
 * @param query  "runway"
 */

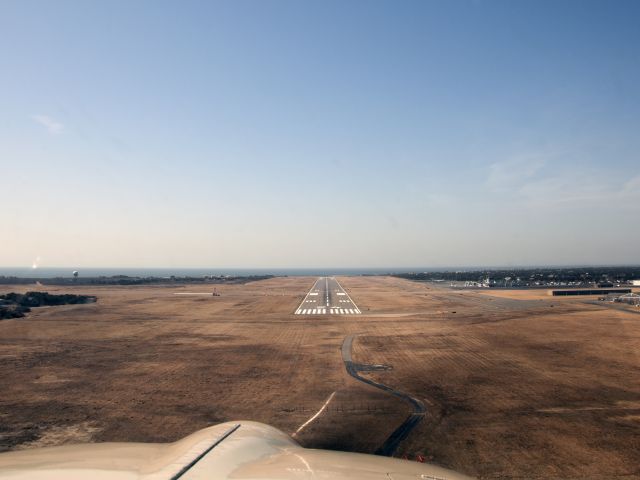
xmin=295 ymin=277 xmax=361 ymax=315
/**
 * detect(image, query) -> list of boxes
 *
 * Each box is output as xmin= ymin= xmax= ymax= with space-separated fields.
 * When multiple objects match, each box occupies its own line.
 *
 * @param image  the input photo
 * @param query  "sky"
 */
xmin=1 ymin=0 xmax=639 ymax=269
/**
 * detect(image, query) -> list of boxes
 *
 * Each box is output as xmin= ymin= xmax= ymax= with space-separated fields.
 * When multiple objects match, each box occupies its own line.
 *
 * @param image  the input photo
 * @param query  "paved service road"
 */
xmin=295 ymin=277 xmax=361 ymax=315
xmin=342 ymin=334 xmax=426 ymax=457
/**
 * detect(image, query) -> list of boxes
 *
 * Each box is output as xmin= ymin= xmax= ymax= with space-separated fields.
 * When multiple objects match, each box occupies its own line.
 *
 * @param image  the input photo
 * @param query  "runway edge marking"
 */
xmin=294 ymin=277 xmax=323 ymax=315
xmin=333 ymin=277 xmax=362 ymax=314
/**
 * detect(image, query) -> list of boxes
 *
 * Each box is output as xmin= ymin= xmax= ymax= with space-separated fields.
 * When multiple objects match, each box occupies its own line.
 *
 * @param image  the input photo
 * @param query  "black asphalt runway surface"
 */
xmin=341 ymin=334 xmax=426 ymax=456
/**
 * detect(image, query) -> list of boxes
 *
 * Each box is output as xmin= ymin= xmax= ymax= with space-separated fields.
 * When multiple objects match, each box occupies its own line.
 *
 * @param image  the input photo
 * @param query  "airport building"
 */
xmin=549 ymin=288 xmax=632 ymax=296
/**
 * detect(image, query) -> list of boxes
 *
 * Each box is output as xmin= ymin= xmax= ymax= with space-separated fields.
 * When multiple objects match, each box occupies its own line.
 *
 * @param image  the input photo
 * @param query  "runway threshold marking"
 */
xmin=291 ymin=391 xmax=336 ymax=438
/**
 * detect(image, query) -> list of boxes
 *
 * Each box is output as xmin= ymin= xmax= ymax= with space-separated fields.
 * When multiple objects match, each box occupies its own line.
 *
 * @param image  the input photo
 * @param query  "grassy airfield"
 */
xmin=1 ymin=276 xmax=638 ymax=479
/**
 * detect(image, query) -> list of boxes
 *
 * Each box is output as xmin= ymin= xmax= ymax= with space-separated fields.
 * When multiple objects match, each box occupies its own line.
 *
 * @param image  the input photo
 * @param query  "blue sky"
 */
xmin=1 ymin=0 xmax=639 ymax=268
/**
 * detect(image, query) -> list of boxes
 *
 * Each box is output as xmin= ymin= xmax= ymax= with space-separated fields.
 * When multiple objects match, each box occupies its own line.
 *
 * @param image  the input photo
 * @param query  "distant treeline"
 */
xmin=0 ymin=292 xmax=97 ymax=320
xmin=393 ymin=267 xmax=640 ymax=285
xmin=0 ymin=275 xmax=274 ymax=286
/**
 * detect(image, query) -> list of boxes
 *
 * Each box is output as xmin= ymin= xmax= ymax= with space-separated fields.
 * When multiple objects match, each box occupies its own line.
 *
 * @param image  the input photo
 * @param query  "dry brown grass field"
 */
xmin=1 ymin=276 xmax=639 ymax=479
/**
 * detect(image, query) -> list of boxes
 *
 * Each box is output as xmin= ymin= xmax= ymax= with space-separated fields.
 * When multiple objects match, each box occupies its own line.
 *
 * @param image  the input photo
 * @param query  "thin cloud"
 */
xmin=486 ymin=155 xmax=546 ymax=191
xmin=32 ymin=114 xmax=64 ymax=134
xmin=622 ymin=175 xmax=640 ymax=196
xmin=486 ymin=151 xmax=640 ymax=210
xmin=517 ymin=173 xmax=640 ymax=209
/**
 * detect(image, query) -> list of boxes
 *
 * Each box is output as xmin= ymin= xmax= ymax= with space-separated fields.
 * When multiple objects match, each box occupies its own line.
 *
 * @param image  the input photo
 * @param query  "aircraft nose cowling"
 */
xmin=171 ymin=421 xmax=475 ymax=480
xmin=0 ymin=421 xmax=476 ymax=480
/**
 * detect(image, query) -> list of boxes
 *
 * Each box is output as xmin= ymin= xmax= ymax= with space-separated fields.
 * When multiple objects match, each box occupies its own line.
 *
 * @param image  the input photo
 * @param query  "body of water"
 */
xmin=0 ymin=267 xmax=439 ymax=278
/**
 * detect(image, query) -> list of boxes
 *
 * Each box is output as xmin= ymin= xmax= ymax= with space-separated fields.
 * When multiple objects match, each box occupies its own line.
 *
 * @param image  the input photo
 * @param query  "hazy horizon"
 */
xmin=2 ymin=263 xmax=639 ymax=279
xmin=2 ymin=0 xmax=639 ymax=268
